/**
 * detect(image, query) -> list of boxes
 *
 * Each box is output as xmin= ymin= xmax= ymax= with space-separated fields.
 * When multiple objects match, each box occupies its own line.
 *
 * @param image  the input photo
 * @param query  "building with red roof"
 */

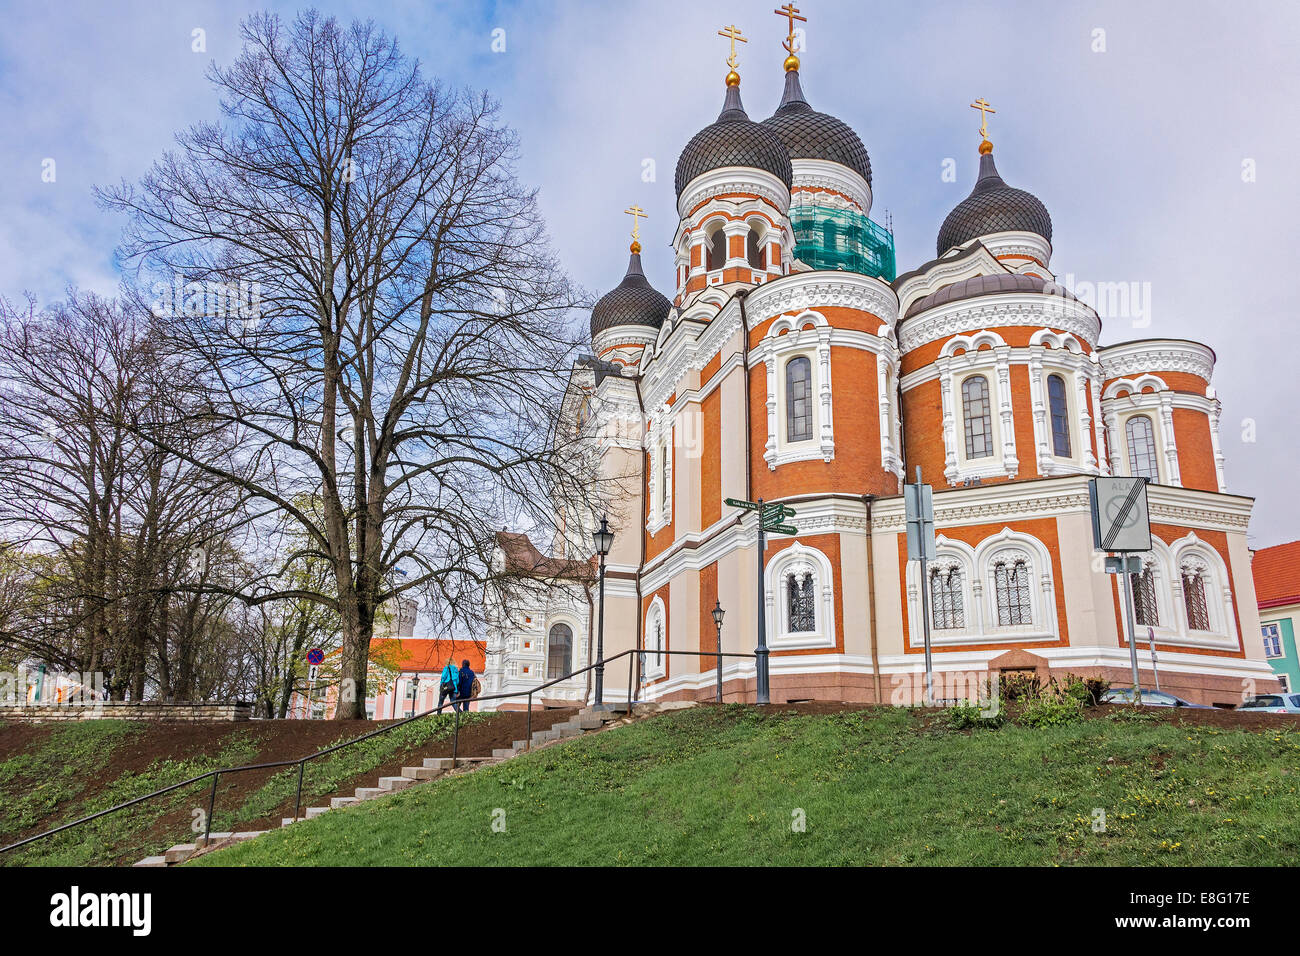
xmin=1253 ymin=541 xmax=1300 ymax=692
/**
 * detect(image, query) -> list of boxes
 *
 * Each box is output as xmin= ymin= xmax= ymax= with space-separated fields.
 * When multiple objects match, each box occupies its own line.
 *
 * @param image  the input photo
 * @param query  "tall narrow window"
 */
xmin=746 ymin=227 xmax=766 ymax=269
xmin=787 ymin=573 xmax=816 ymax=632
xmin=546 ymin=623 xmax=572 ymax=680
xmin=1047 ymin=373 xmax=1071 ymax=457
xmin=707 ymin=229 xmax=727 ymax=271
xmin=993 ymin=559 xmax=1033 ymax=626
xmin=930 ymin=567 xmax=965 ymax=630
xmin=1131 ymin=565 xmax=1159 ymax=627
xmin=962 ymin=375 xmax=994 ymax=459
xmin=786 ymin=356 xmax=813 ymax=442
xmin=1182 ymin=570 xmax=1211 ymax=631
xmin=658 ymin=444 xmax=668 ymax=510
xmin=1125 ymin=415 xmax=1159 ymax=481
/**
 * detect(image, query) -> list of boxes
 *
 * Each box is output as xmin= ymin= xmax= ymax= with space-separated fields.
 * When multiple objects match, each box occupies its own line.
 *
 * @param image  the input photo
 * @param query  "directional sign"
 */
xmin=306 ymin=647 xmax=325 ymax=666
xmin=762 ymin=504 xmax=796 ymax=517
xmin=766 ymin=523 xmax=799 ymax=535
xmin=725 ymin=497 xmax=760 ymax=512
xmin=1089 ymin=477 xmax=1151 ymax=552
xmin=904 ymin=481 xmax=936 ymax=561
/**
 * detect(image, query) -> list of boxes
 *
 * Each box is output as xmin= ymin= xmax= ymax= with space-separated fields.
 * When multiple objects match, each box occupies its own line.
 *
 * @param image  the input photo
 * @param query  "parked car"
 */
xmin=1101 ymin=687 xmax=1212 ymax=708
xmin=1236 ymin=694 xmax=1300 ymax=714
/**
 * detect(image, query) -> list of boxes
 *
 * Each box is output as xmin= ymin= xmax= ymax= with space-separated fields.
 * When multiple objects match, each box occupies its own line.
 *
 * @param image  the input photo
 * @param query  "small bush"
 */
xmin=1058 ymin=673 xmax=1110 ymax=707
xmin=1000 ymin=672 xmax=1041 ymax=702
xmin=1018 ymin=694 xmax=1084 ymax=728
xmin=945 ymin=701 xmax=1005 ymax=730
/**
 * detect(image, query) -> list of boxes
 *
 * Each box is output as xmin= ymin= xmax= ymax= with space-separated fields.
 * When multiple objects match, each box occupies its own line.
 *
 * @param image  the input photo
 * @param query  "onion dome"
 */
xmin=761 ymin=69 xmax=871 ymax=185
xmin=904 ymin=271 xmax=1074 ymax=318
xmin=590 ymin=248 xmax=672 ymax=339
xmin=936 ymin=145 xmax=1052 ymax=256
xmin=675 ymin=79 xmax=793 ymax=199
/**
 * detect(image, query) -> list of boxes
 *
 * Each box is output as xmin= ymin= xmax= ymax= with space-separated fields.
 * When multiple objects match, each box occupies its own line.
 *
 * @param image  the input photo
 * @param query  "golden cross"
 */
xmin=774 ymin=4 xmax=806 ymax=55
xmin=718 ymin=24 xmax=747 ymax=70
xmin=970 ymin=97 xmax=996 ymax=140
xmin=623 ymin=204 xmax=647 ymax=241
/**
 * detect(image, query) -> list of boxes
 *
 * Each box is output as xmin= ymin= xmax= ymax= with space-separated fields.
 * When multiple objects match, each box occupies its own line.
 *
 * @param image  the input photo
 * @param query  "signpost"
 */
xmin=1090 ymin=477 xmax=1153 ymax=702
xmin=724 ymin=496 xmax=798 ymax=705
xmin=904 ymin=468 xmax=937 ymax=705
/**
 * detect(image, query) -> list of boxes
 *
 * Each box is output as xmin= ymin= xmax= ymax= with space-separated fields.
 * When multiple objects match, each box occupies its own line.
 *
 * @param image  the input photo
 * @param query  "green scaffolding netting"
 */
xmin=789 ymin=204 xmax=896 ymax=282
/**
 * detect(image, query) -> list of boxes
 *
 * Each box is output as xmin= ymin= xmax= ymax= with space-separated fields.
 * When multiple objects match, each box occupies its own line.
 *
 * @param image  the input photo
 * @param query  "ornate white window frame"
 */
xmin=1101 ymin=376 xmax=1181 ymax=486
xmin=643 ymin=596 xmax=667 ymax=680
xmin=760 ymin=310 xmax=835 ymax=469
xmin=906 ymin=529 xmax=1058 ymax=645
xmin=646 ymin=404 xmax=673 ymax=534
xmin=936 ymin=331 xmax=1018 ymax=485
xmin=764 ymin=540 xmax=836 ymax=650
xmin=1026 ymin=329 xmax=1098 ymax=475
xmin=1164 ymin=533 xmax=1239 ymax=650
xmin=876 ymin=323 xmax=904 ymax=484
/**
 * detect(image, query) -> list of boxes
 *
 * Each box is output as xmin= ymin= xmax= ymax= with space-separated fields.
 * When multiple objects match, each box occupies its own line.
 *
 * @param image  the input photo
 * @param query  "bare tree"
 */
xmin=102 ymin=11 xmax=591 ymax=717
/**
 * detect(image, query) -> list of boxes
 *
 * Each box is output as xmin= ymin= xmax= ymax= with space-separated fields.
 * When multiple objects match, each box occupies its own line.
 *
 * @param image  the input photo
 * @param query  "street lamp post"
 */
xmin=711 ymin=600 xmax=725 ymax=704
xmin=591 ymin=516 xmax=614 ymax=708
xmin=409 ymin=675 xmax=420 ymax=719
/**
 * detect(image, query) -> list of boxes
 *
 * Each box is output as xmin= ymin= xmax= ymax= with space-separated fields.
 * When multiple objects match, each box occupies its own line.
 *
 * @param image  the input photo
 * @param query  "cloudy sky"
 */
xmin=2 ymin=0 xmax=1297 ymax=546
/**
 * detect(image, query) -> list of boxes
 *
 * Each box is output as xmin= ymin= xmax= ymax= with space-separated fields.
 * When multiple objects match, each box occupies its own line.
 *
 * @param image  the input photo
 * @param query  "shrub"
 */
xmin=945 ymin=701 xmax=1005 ymax=730
xmin=1018 ymin=694 xmax=1084 ymax=728
xmin=1058 ymin=673 xmax=1110 ymax=707
xmin=999 ymin=672 xmax=1041 ymax=702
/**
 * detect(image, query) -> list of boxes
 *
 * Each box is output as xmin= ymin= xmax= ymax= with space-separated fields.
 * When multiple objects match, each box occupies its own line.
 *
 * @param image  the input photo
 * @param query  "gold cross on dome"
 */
xmin=970 ymin=97 xmax=996 ymax=140
xmin=623 ymin=204 xmax=647 ymax=241
xmin=774 ymin=4 xmax=806 ymax=55
xmin=718 ymin=24 xmax=747 ymax=70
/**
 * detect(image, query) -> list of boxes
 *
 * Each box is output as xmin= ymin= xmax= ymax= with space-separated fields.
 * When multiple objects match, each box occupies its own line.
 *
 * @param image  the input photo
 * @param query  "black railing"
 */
xmin=0 ymin=647 xmax=756 ymax=857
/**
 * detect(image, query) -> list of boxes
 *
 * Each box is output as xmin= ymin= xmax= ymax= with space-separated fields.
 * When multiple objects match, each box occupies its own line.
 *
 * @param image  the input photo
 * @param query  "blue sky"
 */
xmin=2 ymin=0 xmax=1298 ymax=546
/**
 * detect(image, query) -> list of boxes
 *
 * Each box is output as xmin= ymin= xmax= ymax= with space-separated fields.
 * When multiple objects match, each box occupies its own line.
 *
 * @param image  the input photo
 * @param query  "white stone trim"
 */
xmin=764 ymin=540 xmax=837 ymax=650
xmin=788 ymin=157 xmax=872 ymax=213
xmin=756 ymin=310 xmax=835 ymax=468
xmin=677 ymin=167 xmax=791 ymax=221
xmin=934 ymin=331 xmax=1019 ymax=485
xmin=643 ymin=596 xmax=667 ymax=680
xmin=1098 ymin=339 xmax=1215 ymax=383
xmin=972 ymin=230 xmax=1053 ymax=269
xmin=899 ymin=292 xmax=1101 ymax=354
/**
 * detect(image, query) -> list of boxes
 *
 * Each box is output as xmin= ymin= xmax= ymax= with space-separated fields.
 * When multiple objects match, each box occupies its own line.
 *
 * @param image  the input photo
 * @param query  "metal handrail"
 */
xmin=0 ymin=646 xmax=756 ymax=856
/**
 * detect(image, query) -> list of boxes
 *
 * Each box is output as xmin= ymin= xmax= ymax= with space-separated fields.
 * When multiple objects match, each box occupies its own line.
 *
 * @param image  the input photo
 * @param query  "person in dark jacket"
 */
xmin=456 ymin=660 xmax=476 ymax=712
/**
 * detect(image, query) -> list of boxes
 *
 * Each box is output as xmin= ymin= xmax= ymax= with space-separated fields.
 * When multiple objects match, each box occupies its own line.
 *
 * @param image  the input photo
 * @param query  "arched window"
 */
xmin=707 ymin=228 xmax=727 ymax=271
xmin=1047 ymin=373 xmax=1071 ymax=457
xmin=786 ymin=356 xmax=813 ymax=442
xmin=787 ymin=572 xmax=816 ymax=632
xmin=930 ymin=566 xmax=965 ymax=630
xmin=546 ymin=623 xmax=572 ymax=680
xmin=993 ymin=558 xmax=1033 ymax=626
xmin=642 ymin=600 xmax=666 ymax=679
xmin=962 ymin=375 xmax=994 ymax=459
xmin=1131 ymin=565 xmax=1160 ymax=627
xmin=746 ymin=226 xmax=766 ymax=269
xmin=1125 ymin=415 xmax=1159 ymax=481
xmin=1182 ymin=569 xmax=1211 ymax=631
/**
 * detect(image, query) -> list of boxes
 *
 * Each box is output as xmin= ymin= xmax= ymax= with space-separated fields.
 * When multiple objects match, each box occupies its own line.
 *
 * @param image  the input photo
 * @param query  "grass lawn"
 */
xmin=197 ymin=704 xmax=1300 ymax=866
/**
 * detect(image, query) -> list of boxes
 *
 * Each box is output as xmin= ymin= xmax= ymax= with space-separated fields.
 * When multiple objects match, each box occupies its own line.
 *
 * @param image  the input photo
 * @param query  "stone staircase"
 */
xmin=134 ymin=701 xmax=694 ymax=867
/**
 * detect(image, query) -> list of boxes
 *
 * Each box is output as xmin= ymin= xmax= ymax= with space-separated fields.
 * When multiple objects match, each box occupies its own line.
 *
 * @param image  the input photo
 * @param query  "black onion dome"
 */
xmin=936 ymin=150 xmax=1052 ymax=256
xmin=905 ymin=271 xmax=1074 ymax=318
xmin=590 ymin=252 xmax=672 ymax=338
xmin=761 ymin=70 xmax=872 ymax=186
xmin=674 ymin=83 xmax=793 ymax=198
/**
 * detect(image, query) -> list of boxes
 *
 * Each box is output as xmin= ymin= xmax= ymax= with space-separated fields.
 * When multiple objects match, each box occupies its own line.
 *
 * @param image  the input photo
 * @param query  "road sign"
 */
xmin=904 ymin=482 xmax=935 ymax=561
xmin=762 ymin=504 xmax=796 ymax=518
xmin=306 ymin=647 xmax=325 ymax=666
xmin=308 ymin=664 xmax=320 ymax=682
xmin=724 ymin=497 xmax=759 ymax=511
xmin=1089 ymin=477 xmax=1151 ymax=553
xmin=1104 ymin=555 xmax=1142 ymax=575
xmin=765 ymin=523 xmax=798 ymax=535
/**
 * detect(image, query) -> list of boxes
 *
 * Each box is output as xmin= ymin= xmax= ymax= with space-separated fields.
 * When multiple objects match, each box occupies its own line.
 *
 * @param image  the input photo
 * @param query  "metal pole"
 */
xmin=526 ymin=693 xmax=532 ymax=751
xmin=204 ymin=772 xmax=218 ymax=846
xmin=594 ymin=552 xmax=607 ymax=706
xmin=293 ymin=761 xmax=305 ymax=822
xmin=715 ymin=622 xmax=723 ymax=703
xmin=915 ymin=468 xmax=934 ymax=707
xmin=452 ymin=705 xmax=461 ymax=765
xmin=755 ymin=498 xmax=770 ymax=705
xmin=1120 ymin=553 xmax=1142 ymax=702
xmin=626 ymin=651 xmax=634 ymax=712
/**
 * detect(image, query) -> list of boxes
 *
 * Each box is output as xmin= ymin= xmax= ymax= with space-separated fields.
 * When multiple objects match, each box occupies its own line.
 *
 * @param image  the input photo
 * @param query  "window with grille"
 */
xmin=1262 ymin=623 xmax=1282 ymax=658
xmin=707 ymin=229 xmax=726 ymax=271
xmin=747 ymin=227 xmax=766 ymax=269
xmin=1182 ymin=571 xmax=1211 ymax=631
xmin=1047 ymin=373 xmax=1071 ymax=457
xmin=1131 ymin=565 xmax=1160 ymax=627
xmin=1125 ymin=415 xmax=1159 ymax=481
xmin=787 ymin=573 xmax=816 ymax=632
xmin=546 ymin=623 xmax=572 ymax=680
xmin=786 ymin=357 xmax=813 ymax=442
xmin=929 ymin=567 xmax=965 ymax=629
xmin=962 ymin=375 xmax=994 ymax=459
xmin=993 ymin=559 xmax=1033 ymax=626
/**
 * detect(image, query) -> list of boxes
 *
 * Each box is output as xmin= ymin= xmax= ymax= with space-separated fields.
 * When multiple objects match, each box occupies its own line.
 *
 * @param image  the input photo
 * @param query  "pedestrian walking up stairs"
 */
xmin=134 ymin=701 xmax=696 ymax=866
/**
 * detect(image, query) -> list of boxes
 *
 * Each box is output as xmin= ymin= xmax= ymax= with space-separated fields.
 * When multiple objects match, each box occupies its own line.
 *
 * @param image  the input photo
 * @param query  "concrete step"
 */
xmin=164 ymin=844 xmax=198 ymax=864
xmin=512 ymin=739 xmax=529 ymax=751
xmin=574 ymin=713 xmax=605 ymax=730
xmin=401 ymin=766 xmax=440 ymax=781
xmin=355 ymin=787 xmax=385 ymax=801
xmin=377 ymin=776 xmax=415 ymax=792
xmin=330 ymin=796 xmax=360 ymax=809
xmin=281 ymin=817 xmax=298 ymax=828
xmin=194 ymin=831 xmax=233 ymax=848
xmin=552 ymin=724 xmax=582 ymax=738
xmin=305 ymin=806 xmax=329 ymax=819
xmin=134 ymin=856 xmax=167 ymax=867
xmin=422 ymin=757 xmax=457 ymax=771
xmin=228 ymin=831 xmax=265 ymax=841
xmin=491 ymin=747 xmax=517 ymax=759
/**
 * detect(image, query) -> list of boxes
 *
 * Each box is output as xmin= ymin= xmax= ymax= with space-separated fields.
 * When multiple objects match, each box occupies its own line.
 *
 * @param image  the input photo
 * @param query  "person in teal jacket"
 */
xmin=437 ymin=658 xmax=460 ymax=712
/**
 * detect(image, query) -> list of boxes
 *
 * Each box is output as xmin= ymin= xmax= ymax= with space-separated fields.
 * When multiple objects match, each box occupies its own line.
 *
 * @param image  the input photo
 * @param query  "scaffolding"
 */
xmin=789 ymin=202 xmax=897 ymax=282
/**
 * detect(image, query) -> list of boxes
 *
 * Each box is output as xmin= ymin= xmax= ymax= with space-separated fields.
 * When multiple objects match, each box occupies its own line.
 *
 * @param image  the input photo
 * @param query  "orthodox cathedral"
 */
xmin=480 ymin=12 xmax=1275 ymax=709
